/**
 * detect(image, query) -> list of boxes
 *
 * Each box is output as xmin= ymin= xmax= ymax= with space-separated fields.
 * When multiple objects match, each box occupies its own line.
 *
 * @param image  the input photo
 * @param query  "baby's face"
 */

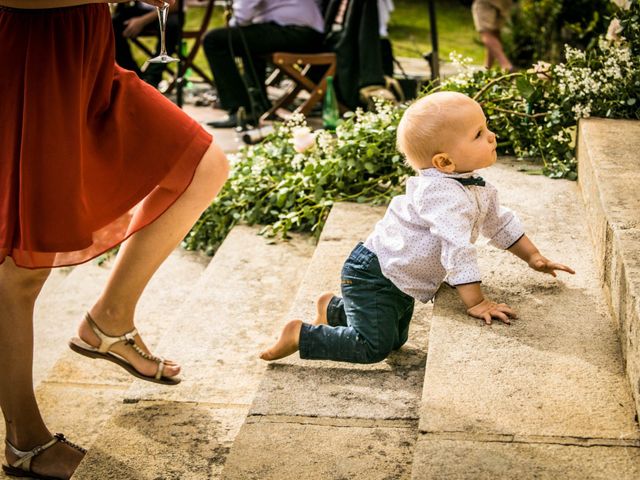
xmin=444 ymin=100 xmax=497 ymax=173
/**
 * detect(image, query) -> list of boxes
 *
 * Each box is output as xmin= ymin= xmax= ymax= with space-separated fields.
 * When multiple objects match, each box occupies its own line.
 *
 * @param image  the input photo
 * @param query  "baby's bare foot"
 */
xmin=313 ymin=292 xmax=335 ymax=325
xmin=260 ymin=320 xmax=303 ymax=361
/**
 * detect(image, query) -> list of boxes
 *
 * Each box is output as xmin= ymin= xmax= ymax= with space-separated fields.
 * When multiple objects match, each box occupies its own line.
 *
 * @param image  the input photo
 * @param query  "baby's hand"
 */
xmin=528 ymin=253 xmax=575 ymax=277
xmin=467 ymin=299 xmax=517 ymax=325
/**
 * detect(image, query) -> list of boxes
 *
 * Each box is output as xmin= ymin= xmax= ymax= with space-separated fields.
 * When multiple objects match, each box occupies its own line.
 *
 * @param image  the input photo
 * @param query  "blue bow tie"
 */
xmin=453 ymin=176 xmax=486 ymax=187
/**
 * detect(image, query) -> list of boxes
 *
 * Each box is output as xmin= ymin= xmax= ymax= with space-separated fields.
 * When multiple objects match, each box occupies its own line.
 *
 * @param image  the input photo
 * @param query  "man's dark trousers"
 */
xmin=202 ymin=22 xmax=323 ymax=114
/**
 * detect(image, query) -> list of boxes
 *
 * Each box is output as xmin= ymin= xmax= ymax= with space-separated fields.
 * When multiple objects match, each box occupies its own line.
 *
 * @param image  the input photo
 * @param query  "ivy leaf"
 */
xmin=515 ymin=76 xmax=536 ymax=102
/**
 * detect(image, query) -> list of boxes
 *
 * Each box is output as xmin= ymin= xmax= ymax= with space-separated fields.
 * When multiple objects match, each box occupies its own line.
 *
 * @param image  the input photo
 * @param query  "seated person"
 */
xmin=112 ymin=1 xmax=181 ymax=89
xmin=203 ymin=0 xmax=325 ymax=128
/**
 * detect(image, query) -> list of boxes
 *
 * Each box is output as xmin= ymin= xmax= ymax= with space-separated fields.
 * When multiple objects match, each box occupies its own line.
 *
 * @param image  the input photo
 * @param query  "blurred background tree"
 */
xmin=505 ymin=0 xmax=615 ymax=66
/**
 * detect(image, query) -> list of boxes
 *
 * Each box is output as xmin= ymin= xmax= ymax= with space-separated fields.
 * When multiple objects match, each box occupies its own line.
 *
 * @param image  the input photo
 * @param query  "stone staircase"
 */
xmin=1 ymin=120 xmax=639 ymax=479
xmin=219 ymin=158 xmax=640 ymax=479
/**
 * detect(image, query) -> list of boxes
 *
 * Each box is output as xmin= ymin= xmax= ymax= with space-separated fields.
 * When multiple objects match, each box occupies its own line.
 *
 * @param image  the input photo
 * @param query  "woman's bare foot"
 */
xmin=77 ymin=312 xmax=180 ymax=379
xmin=260 ymin=320 xmax=303 ymax=361
xmin=5 ymin=438 xmax=85 ymax=480
xmin=313 ymin=292 xmax=335 ymax=325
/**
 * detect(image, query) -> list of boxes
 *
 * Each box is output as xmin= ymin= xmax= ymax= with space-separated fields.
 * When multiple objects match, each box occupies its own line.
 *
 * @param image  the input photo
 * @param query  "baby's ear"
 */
xmin=432 ymin=153 xmax=456 ymax=173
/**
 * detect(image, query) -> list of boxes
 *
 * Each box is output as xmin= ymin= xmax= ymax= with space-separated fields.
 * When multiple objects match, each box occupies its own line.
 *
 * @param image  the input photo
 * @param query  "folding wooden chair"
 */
xmin=130 ymin=0 xmax=215 ymax=93
xmin=261 ymin=52 xmax=345 ymax=121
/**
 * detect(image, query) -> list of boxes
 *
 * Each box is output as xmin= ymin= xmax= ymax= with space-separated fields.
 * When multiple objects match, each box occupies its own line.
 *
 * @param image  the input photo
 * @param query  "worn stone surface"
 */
xmin=222 ymin=203 xmax=431 ymax=478
xmin=71 ymin=227 xmax=314 ymax=479
xmin=46 ymin=249 xmax=208 ymax=387
xmin=250 ymin=363 xmax=425 ymax=420
xmin=33 ymin=263 xmax=110 ymax=386
xmin=3 ymin=247 xmax=209 ymax=477
xmin=418 ymin=161 xmax=639 ymax=441
xmin=578 ymin=118 xmax=640 ymax=417
xmin=126 ymin=225 xmax=315 ymax=405
xmin=36 ymin=384 xmax=128 ymax=447
xmin=420 ymin=161 xmax=639 ymax=438
xmin=222 ymin=421 xmax=416 ymax=480
xmin=610 ymin=229 xmax=640 ymax=415
xmin=412 ymin=437 xmax=640 ymax=480
xmin=73 ymin=401 xmax=247 ymax=480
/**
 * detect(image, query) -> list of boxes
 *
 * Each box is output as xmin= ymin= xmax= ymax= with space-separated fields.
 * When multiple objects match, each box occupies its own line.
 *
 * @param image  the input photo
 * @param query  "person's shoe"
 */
xmin=68 ymin=313 xmax=181 ymax=386
xmin=206 ymin=109 xmax=260 ymax=129
xmin=2 ymin=433 xmax=86 ymax=480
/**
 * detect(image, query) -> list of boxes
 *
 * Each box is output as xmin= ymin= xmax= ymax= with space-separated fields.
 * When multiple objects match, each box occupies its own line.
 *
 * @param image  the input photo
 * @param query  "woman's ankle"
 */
xmin=5 ymin=423 xmax=52 ymax=451
xmin=87 ymin=302 xmax=135 ymax=335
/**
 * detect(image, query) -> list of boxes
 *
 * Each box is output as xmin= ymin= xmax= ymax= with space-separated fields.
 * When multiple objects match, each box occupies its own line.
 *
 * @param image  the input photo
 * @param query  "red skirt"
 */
xmin=0 ymin=3 xmax=212 ymax=269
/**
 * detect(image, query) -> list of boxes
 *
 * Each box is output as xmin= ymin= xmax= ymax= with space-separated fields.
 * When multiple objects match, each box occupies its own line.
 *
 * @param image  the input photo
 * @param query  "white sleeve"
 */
xmin=231 ymin=0 xmax=262 ymax=26
xmin=416 ymin=182 xmax=482 ymax=286
xmin=481 ymin=185 xmax=525 ymax=250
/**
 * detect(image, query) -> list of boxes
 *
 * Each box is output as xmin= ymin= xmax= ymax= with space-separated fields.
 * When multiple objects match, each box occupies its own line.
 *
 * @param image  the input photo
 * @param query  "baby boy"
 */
xmin=261 ymin=91 xmax=574 ymax=363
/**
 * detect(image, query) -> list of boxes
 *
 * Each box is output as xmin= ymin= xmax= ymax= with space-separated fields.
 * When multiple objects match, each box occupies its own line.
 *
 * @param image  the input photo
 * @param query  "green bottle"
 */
xmin=181 ymin=40 xmax=193 ymax=90
xmin=322 ymin=76 xmax=340 ymax=130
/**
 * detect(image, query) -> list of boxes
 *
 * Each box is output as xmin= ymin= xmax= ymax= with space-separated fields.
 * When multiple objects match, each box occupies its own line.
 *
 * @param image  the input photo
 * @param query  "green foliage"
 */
xmin=506 ymin=0 xmax=613 ymax=65
xmin=184 ymin=1 xmax=640 ymax=254
xmin=438 ymin=1 xmax=639 ymax=178
xmin=183 ymin=105 xmax=412 ymax=254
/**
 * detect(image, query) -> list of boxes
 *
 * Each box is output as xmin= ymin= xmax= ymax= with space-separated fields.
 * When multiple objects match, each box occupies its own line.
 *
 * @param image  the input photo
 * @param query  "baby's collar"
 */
xmin=419 ymin=168 xmax=478 ymax=180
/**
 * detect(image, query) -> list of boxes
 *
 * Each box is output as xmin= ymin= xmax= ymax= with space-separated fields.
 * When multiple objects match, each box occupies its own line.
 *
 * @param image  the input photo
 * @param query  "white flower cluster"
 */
xmin=554 ymin=39 xmax=635 ymax=120
xmin=338 ymin=99 xmax=397 ymax=144
xmin=447 ymin=51 xmax=476 ymax=86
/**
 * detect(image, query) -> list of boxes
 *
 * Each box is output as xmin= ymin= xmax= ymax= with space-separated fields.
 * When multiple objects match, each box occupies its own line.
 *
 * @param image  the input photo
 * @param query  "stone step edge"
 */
xmin=577 ymin=118 xmax=640 ymax=417
xmin=70 ymin=225 xmax=316 ymax=479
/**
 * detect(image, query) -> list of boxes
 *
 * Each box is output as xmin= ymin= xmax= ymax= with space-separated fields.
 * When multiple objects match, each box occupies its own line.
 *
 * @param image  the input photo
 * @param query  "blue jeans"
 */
xmin=299 ymin=243 xmax=415 ymax=364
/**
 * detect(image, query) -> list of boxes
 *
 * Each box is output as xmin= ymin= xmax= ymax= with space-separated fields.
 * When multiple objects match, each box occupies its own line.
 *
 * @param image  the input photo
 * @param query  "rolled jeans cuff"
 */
xmin=327 ymin=296 xmax=343 ymax=326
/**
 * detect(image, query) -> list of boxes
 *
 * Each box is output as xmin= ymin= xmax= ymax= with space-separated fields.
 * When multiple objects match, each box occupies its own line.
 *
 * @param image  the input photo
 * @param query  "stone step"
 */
xmin=221 ymin=203 xmax=433 ymax=480
xmin=411 ymin=161 xmax=640 ymax=479
xmin=19 ymin=248 xmax=209 ymax=464
xmin=32 ymin=266 xmax=75 ymax=387
xmin=577 ymin=118 xmax=640 ymax=417
xmin=0 ymin=260 xmax=109 ymax=452
xmin=0 ymin=249 xmax=208 ymax=480
xmin=71 ymin=225 xmax=315 ymax=479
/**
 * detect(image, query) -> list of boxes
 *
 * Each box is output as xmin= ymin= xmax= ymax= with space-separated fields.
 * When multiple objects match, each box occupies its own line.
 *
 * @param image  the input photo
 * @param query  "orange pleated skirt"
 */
xmin=0 ymin=3 xmax=212 ymax=269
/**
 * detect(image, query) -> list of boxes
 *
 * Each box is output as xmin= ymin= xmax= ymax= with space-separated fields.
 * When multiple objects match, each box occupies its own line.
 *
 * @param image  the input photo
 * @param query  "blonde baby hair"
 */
xmin=396 ymin=91 xmax=475 ymax=171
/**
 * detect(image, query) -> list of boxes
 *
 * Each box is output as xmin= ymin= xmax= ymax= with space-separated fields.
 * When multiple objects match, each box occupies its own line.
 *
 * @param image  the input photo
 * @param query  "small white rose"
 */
xmin=611 ymin=0 xmax=632 ymax=10
xmin=606 ymin=18 xmax=624 ymax=42
xmin=529 ymin=60 xmax=552 ymax=81
xmin=291 ymin=127 xmax=316 ymax=153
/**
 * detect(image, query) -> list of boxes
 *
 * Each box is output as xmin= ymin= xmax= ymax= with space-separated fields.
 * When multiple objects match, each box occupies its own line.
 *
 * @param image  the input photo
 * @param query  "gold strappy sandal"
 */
xmin=69 ymin=313 xmax=180 ymax=385
xmin=2 ymin=433 xmax=86 ymax=480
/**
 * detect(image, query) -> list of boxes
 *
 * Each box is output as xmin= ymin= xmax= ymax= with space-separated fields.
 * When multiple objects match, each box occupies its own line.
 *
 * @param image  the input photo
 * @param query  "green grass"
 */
xmin=389 ymin=0 xmax=483 ymax=63
xmin=132 ymin=0 xmax=483 ymax=82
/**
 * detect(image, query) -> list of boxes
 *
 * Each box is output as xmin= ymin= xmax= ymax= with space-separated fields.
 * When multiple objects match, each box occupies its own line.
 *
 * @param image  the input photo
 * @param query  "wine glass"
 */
xmin=143 ymin=2 xmax=179 ymax=68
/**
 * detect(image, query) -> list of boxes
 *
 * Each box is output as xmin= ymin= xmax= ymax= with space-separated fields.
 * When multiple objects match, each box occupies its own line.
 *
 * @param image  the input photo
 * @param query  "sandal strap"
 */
xmin=85 ymin=313 xmax=166 ymax=377
xmin=53 ymin=433 xmax=87 ymax=454
xmin=85 ymin=313 xmax=139 ymax=354
xmin=5 ymin=435 xmax=60 ymax=470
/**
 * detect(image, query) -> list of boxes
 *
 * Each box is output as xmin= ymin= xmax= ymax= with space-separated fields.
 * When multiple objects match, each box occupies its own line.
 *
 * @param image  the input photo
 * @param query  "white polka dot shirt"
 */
xmin=363 ymin=168 xmax=524 ymax=303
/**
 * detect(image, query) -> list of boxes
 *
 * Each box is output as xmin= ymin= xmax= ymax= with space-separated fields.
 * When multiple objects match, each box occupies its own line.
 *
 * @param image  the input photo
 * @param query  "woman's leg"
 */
xmin=78 ymin=141 xmax=229 ymax=379
xmin=0 ymin=259 xmax=84 ymax=479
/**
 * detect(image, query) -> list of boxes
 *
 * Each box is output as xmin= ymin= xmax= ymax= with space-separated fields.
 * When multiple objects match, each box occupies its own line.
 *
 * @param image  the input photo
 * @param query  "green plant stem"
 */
xmin=472 ymin=72 xmax=523 ymax=101
xmin=490 ymin=106 xmax=549 ymax=118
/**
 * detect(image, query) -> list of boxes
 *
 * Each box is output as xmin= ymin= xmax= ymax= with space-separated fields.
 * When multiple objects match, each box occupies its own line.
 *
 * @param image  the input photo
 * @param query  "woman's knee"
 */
xmin=190 ymin=141 xmax=230 ymax=203
xmin=0 ymin=260 xmax=51 ymax=298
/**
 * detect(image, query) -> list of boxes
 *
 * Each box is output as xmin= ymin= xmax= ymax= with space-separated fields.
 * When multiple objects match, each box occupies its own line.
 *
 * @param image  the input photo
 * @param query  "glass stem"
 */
xmin=157 ymin=3 xmax=169 ymax=56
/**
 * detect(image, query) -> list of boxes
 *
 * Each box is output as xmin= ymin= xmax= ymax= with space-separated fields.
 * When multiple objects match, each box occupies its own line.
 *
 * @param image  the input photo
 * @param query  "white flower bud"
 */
xmin=291 ymin=127 xmax=316 ymax=153
xmin=606 ymin=18 xmax=624 ymax=42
